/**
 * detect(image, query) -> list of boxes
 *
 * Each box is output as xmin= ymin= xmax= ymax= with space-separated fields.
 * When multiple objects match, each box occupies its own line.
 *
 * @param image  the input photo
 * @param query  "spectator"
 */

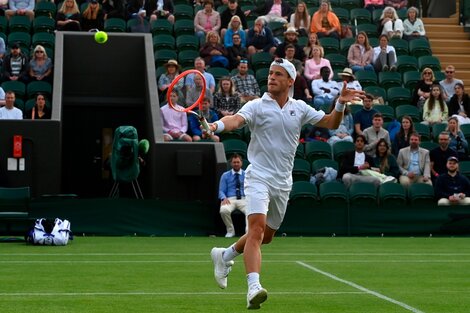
xmin=339 ymin=67 xmax=362 ymax=91
xmin=408 ymin=0 xmax=429 ymax=17
xmin=310 ymin=0 xmax=341 ymax=39
xmin=246 ymin=0 xmax=292 ymax=24
xmin=221 ymin=0 xmax=247 ymax=39
xmin=246 ymin=17 xmax=276 ymax=55
xmin=81 ymin=0 xmax=104 ymax=32
xmin=226 ymin=33 xmax=248 ymax=70
xmin=213 ymin=76 xmax=241 ymax=118
xmin=384 ymin=0 xmax=408 ymax=11
xmin=2 ymin=43 xmax=28 ymax=83
xmin=26 ymin=93 xmax=51 ymax=120
xmin=289 ymin=1 xmax=310 ymax=37
xmin=392 ymin=115 xmax=414 ymax=156
xmin=160 ymin=90 xmax=192 ymax=142
xmin=421 ymin=84 xmax=448 ymax=126
xmin=374 ymin=138 xmax=400 ymax=180
xmin=339 ymin=135 xmax=381 ymax=189
xmin=5 ymin=0 xmax=34 ymax=21
xmin=231 ymin=59 xmax=260 ymax=104
xmin=311 ymin=66 xmax=339 ymax=109
xmin=28 ymin=45 xmax=53 ymax=83
xmin=293 ymin=70 xmax=312 ymax=104
xmin=200 ymin=31 xmax=229 ymax=68
xmin=396 ymin=132 xmax=432 ymax=187
xmin=354 ymin=93 xmax=377 ymax=136
xmin=348 ymin=31 xmax=374 ymax=73
xmin=435 ymin=156 xmax=470 ymax=206
xmin=284 ymin=44 xmax=303 ymax=73
xmin=102 ymin=0 xmax=126 ymax=20
xmin=186 ymin=74 xmax=213 ymax=108
xmin=378 ymin=6 xmax=404 ymax=39
xmin=194 ymin=0 xmax=221 ymax=45
xmin=0 ymin=87 xmax=5 ymax=106
xmin=224 ymin=15 xmax=246 ymax=48
xmin=0 ymin=0 xmax=8 ymax=16
xmin=189 ymin=97 xmax=220 ymax=142
xmin=430 ymin=131 xmax=458 ymax=184
xmin=327 ymin=100 xmax=354 ymax=146
xmin=403 ymin=6 xmax=426 ymax=41
xmin=446 ymin=116 xmax=468 ymax=161
xmin=149 ymin=0 xmax=175 ymax=24
xmin=373 ymin=34 xmax=397 ymax=72
xmin=363 ymin=113 xmax=391 ymax=157
xmin=364 ymin=0 xmax=384 ymax=12
xmin=303 ymin=32 xmax=321 ymax=60
xmin=158 ymin=59 xmax=183 ymax=102
xmin=449 ymin=83 xmax=470 ymax=125
xmin=275 ymin=27 xmax=306 ymax=61
xmin=56 ymin=0 xmax=81 ymax=31
xmin=0 ymin=36 xmax=5 ymax=62
xmin=304 ymin=45 xmax=333 ymax=82
xmin=440 ymin=65 xmax=463 ymax=103
xmin=218 ymin=153 xmax=247 ymax=238
xmin=0 ymin=91 xmax=22 ymax=119
xmin=184 ymin=57 xmax=216 ymax=93
xmin=412 ymin=67 xmax=438 ymax=108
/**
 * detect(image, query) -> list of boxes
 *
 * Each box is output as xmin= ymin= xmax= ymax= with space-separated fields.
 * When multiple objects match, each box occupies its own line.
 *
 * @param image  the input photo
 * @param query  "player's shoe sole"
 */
xmin=211 ymin=247 xmax=233 ymax=289
xmin=247 ymin=287 xmax=268 ymax=310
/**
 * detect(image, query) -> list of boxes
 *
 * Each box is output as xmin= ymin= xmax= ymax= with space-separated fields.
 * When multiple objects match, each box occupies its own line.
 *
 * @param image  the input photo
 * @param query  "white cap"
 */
xmin=270 ymin=58 xmax=296 ymax=98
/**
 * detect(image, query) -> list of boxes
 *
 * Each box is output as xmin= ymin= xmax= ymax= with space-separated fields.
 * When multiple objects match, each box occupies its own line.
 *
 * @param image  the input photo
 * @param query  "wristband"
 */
xmin=334 ymin=101 xmax=345 ymax=112
xmin=214 ymin=120 xmax=225 ymax=133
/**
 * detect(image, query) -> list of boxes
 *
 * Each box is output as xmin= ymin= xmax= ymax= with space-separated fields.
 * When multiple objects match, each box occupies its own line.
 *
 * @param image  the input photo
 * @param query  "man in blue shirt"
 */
xmin=435 ymin=156 xmax=470 ymax=205
xmin=218 ymin=153 xmax=247 ymax=238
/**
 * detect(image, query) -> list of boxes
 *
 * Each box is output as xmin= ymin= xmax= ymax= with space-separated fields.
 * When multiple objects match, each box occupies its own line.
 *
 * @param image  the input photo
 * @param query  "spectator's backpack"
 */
xmin=26 ymin=218 xmax=72 ymax=246
xmin=111 ymin=126 xmax=140 ymax=182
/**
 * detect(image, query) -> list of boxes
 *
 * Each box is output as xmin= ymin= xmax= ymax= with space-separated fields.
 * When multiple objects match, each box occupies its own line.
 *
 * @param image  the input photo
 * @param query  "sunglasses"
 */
xmin=240 ymin=59 xmax=248 ymax=64
xmin=36 ymin=51 xmax=44 ymax=53
xmin=446 ymin=71 xmax=454 ymax=74
xmin=424 ymin=71 xmax=432 ymax=74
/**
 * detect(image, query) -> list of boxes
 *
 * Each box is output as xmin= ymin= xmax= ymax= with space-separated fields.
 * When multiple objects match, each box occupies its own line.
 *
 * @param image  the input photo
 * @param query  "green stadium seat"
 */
xmin=154 ymin=49 xmax=177 ymax=67
xmin=350 ymin=8 xmax=371 ymax=25
xmin=332 ymin=140 xmax=354 ymax=164
xmin=2 ymin=81 xmax=26 ymax=100
xmin=312 ymin=158 xmax=339 ymax=172
xmin=356 ymin=23 xmax=378 ymax=38
xmin=34 ymin=1 xmax=57 ymax=18
xmin=255 ymin=68 xmax=269 ymax=88
xmin=364 ymin=86 xmax=387 ymax=102
xmin=461 ymin=124 xmax=470 ymax=142
xmin=378 ymin=71 xmax=402 ymax=90
xmin=8 ymin=32 xmax=31 ymax=50
xmin=333 ymin=7 xmax=350 ymax=24
xmin=403 ymin=71 xmax=421 ymax=91
xmin=413 ymin=122 xmax=432 ymax=141
xmin=396 ymin=55 xmax=419 ymax=74
xmin=33 ymin=16 xmax=56 ymax=33
xmin=296 ymin=143 xmax=305 ymax=159
xmin=32 ymin=32 xmax=55 ymax=50
xmin=340 ymin=0 xmax=361 ymax=11
xmin=340 ymin=37 xmax=355 ymax=56
xmin=176 ymin=35 xmax=199 ymax=51
xmin=355 ymin=70 xmax=378 ymax=89
xmin=419 ymin=141 xmax=438 ymax=151
xmin=267 ymin=21 xmax=285 ymax=36
xmin=458 ymin=160 xmax=470 ymax=180
xmin=292 ymin=159 xmax=312 ymax=182
xmin=418 ymin=55 xmax=441 ymax=72
xmin=289 ymin=181 xmax=318 ymax=207
xmin=387 ymin=87 xmax=411 ymax=108
xmin=152 ymin=34 xmax=175 ymax=51
xmin=389 ymin=38 xmax=409 ymax=56
xmin=319 ymin=181 xmax=348 ymax=206
xmin=151 ymin=19 xmax=173 ymax=36
xmin=373 ymin=105 xmax=395 ymax=122
xmin=408 ymin=183 xmax=435 ymax=207
xmin=349 ymin=182 xmax=378 ymax=208
xmin=395 ymin=104 xmax=421 ymax=123
xmin=104 ymin=18 xmax=126 ymax=32
xmin=26 ymin=81 xmax=52 ymax=99
xmin=305 ymin=141 xmax=333 ymax=163
xmin=325 ymin=53 xmax=348 ymax=73
xmin=207 ymin=67 xmax=230 ymax=82
xmin=217 ymin=4 xmax=227 ymax=13
xmin=251 ymin=52 xmax=273 ymax=71
xmin=219 ymin=128 xmax=244 ymax=141
xmin=174 ymin=19 xmax=195 ymax=36
xmin=409 ymin=38 xmax=432 ymax=57
xmin=372 ymin=8 xmax=384 ymax=23
xmin=173 ymin=4 xmax=194 ymax=20
xmin=0 ymin=186 xmax=30 ymax=220
xmin=178 ymin=50 xmax=199 ymax=68
xmin=14 ymin=99 xmax=25 ymax=112
xmin=222 ymin=139 xmax=248 ymax=159
xmin=432 ymin=123 xmax=447 ymax=141
xmin=319 ymin=37 xmax=340 ymax=55
xmin=378 ymin=182 xmax=406 ymax=209
xmin=348 ymin=104 xmax=363 ymax=115
xmin=9 ymin=15 xmax=31 ymax=33
xmin=434 ymin=70 xmax=445 ymax=81
xmin=127 ymin=18 xmax=150 ymax=33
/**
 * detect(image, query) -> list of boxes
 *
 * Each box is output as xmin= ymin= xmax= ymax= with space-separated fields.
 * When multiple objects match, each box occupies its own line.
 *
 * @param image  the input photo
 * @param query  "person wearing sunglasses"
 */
xmin=28 ymin=45 xmax=52 ymax=83
xmin=411 ymin=67 xmax=438 ymax=108
xmin=440 ymin=65 xmax=463 ymax=104
xmin=209 ymin=58 xmax=364 ymax=309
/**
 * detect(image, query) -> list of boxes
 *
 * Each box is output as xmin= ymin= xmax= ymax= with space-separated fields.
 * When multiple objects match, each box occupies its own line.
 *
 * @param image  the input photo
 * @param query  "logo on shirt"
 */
xmin=289 ymin=110 xmax=296 ymax=116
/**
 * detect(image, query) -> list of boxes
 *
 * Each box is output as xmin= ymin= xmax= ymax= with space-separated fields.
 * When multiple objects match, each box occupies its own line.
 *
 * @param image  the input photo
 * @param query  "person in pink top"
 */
xmin=304 ymin=45 xmax=333 ymax=83
xmin=194 ymin=0 xmax=221 ymax=44
xmin=160 ymin=90 xmax=192 ymax=142
xmin=364 ymin=0 xmax=384 ymax=12
xmin=347 ymin=31 xmax=374 ymax=73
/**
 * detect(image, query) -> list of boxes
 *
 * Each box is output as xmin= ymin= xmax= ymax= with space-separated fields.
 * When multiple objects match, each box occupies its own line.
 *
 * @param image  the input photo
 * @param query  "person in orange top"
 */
xmin=310 ymin=0 xmax=341 ymax=39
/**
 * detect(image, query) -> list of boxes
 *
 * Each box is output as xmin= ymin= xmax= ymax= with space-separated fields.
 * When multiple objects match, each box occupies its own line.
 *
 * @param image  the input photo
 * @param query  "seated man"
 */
xmin=435 ymin=156 xmax=470 ymax=206
xmin=353 ymin=94 xmax=377 ymax=136
xmin=397 ymin=132 xmax=432 ymax=187
xmin=338 ymin=135 xmax=381 ymax=189
xmin=160 ymin=90 xmax=192 ymax=142
xmin=231 ymin=59 xmax=260 ymax=104
xmin=363 ymin=113 xmax=391 ymax=157
xmin=218 ymin=153 xmax=247 ymax=237
xmin=311 ymin=66 xmax=339 ymax=110
xmin=430 ymin=131 xmax=458 ymax=184
xmin=0 ymin=91 xmax=22 ymax=119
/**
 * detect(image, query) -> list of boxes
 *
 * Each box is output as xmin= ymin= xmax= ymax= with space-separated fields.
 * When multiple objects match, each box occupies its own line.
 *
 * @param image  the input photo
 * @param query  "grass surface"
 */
xmin=1 ymin=236 xmax=470 ymax=313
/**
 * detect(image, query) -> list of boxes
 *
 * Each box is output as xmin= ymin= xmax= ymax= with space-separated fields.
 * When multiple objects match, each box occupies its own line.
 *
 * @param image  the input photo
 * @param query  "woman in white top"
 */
xmin=403 ymin=6 xmax=426 ymax=41
xmin=373 ymin=34 xmax=397 ymax=72
xmin=379 ymin=6 xmax=404 ymax=39
xmin=289 ymin=1 xmax=310 ymax=37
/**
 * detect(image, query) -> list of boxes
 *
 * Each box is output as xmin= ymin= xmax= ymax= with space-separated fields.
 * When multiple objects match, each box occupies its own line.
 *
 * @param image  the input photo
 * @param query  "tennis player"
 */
xmin=209 ymin=58 xmax=365 ymax=309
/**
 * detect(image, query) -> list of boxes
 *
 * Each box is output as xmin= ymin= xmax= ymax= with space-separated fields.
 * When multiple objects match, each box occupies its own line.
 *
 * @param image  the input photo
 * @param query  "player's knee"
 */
xmin=262 ymin=235 xmax=273 ymax=245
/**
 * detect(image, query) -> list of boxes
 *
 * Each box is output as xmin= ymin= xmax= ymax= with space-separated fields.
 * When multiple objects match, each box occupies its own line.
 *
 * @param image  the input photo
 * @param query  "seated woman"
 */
xmin=81 ymin=0 xmax=105 ymax=32
xmin=158 ymin=59 xmax=183 ymax=102
xmin=28 ymin=45 xmax=53 ymax=83
xmin=373 ymin=34 xmax=397 ymax=72
xmin=303 ymin=32 xmax=321 ymax=60
xmin=289 ymin=1 xmax=310 ymax=37
xmin=200 ymin=31 xmax=228 ymax=68
xmin=403 ymin=6 xmax=426 ymax=41
xmin=246 ymin=17 xmax=276 ymax=55
xmin=392 ymin=115 xmax=414 ymax=156
xmin=378 ymin=6 xmax=404 ymax=39
xmin=347 ymin=31 xmax=374 ymax=73
xmin=26 ymin=94 xmax=51 ymax=120
xmin=56 ymin=0 xmax=81 ymax=31
xmin=304 ymin=45 xmax=333 ymax=82
xmin=446 ymin=116 xmax=469 ymax=160
xmin=412 ymin=67 xmax=439 ymax=108
xmin=213 ymin=76 xmax=241 ymax=119
xmin=449 ymin=83 xmax=470 ymax=125
xmin=373 ymin=138 xmax=399 ymax=181
xmin=364 ymin=0 xmax=384 ymax=12
xmin=421 ymin=84 xmax=448 ymax=126
xmin=310 ymin=0 xmax=341 ymax=39
xmin=224 ymin=15 xmax=246 ymax=48
xmin=194 ymin=0 xmax=221 ymax=45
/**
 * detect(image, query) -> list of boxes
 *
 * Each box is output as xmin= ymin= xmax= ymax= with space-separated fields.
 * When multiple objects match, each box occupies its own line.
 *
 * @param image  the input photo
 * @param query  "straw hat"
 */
xmin=284 ymin=26 xmax=298 ymax=35
xmin=164 ymin=59 xmax=181 ymax=70
xmin=338 ymin=67 xmax=355 ymax=79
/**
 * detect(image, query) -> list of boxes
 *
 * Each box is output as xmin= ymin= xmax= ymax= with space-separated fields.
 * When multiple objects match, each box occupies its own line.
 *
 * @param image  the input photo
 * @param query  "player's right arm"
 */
xmin=210 ymin=114 xmax=246 ymax=133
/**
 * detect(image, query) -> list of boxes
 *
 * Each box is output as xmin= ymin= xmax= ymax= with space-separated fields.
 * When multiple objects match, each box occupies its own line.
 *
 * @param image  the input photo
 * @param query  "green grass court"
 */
xmin=1 ymin=237 xmax=470 ymax=313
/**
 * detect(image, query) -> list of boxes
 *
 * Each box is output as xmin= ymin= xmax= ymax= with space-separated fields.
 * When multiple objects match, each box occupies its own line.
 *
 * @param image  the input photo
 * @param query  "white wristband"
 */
xmin=334 ymin=101 xmax=345 ymax=112
xmin=214 ymin=120 xmax=225 ymax=133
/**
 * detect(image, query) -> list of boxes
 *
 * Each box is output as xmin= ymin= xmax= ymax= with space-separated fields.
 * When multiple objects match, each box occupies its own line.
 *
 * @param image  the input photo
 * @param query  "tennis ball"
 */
xmin=94 ymin=31 xmax=108 ymax=44
xmin=138 ymin=139 xmax=150 ymax=155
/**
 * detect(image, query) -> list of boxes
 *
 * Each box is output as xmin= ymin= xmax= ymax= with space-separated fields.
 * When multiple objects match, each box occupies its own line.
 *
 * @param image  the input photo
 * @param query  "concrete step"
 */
xmin=430 ymin=39 xmax=470 ymax=48
xmin=422 ymin=17 xmax=459 ymax=25
xmin=446 ymin=63 xmax=470 ymax=71
xmin=427 ymin=31 xmax=470 ymax=39
xmin=425 ymin=24 xmax=464 ymax=33
xmin=435 ymin=54 xmax=470 ymax=64
xmin=432 ymin=46 xmax=470 ymax=54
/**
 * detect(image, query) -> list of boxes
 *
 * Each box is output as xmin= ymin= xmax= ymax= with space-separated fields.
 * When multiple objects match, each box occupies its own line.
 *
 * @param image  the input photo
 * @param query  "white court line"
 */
xmin=0 ymin=291 xmax=364 ymax=297
xmin=1 ymin=260 xmax=469 ymax=264
xmin=3 ymin=253 xmax=470 ymax=256
xmin=297 ymin=261 xmax=426 ymax=313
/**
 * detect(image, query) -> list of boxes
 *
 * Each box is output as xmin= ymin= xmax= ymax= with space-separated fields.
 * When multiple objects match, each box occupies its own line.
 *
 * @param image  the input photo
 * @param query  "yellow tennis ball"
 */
xmin=94 ymin=31 xmax=108 ymax=44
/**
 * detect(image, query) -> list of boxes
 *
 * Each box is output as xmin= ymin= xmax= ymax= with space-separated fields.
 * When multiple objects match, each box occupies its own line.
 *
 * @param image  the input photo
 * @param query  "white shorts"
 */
xmin=244 ymin=176 xmax=291 ymax=230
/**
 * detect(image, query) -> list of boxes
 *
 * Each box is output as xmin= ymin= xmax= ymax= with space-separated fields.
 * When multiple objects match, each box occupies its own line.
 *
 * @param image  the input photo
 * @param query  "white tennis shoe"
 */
xmin=211 ymin=247 xmax=234 ymax=289
xmin=247 ymin=284 xmax=268 ymax=310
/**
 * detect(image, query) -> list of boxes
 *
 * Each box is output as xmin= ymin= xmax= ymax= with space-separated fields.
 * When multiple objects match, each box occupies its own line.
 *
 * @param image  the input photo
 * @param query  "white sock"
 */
xmin=222 ymin=244 xmax=241 ymax=262
xmin=247 ymin=272 xmax=260 ymax=288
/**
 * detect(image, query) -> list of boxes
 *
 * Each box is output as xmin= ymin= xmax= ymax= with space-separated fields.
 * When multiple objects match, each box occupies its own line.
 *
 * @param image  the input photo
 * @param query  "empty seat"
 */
xmin=378 ymin=182 xmax=406 ymax=209
xmin=292 ymin=159 xmax=311 ymax=182
xmin=222 ymin=139 xmax=248 ymax=159
xmin=395 ymin=104 xmax=421 ymax=122
xmin=387 ymin=87 xmax=411 ymax=108
xmin=289 ymin=181 xmax=318 ymax=207
xmin=305 ymin=141 xmax=332 ymax=163
xmin=408 ymin=183 xmax=435 ymax=207
xmin=378 ymin=71 xmax=402 ymax=90
xmin=373 ymin=104 xmax=395 ymax=122
xmin=349 ymin=182 xmax=378 ymax=208
xmin=355 ymin=70 xmax=378 ymax=89
xmin=104 ymin=18 xmax=127 ymax=32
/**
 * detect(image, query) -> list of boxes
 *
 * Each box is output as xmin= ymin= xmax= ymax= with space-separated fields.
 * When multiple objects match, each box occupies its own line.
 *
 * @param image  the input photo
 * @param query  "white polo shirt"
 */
xmin=237 ymin=93 xmax=325 ymax=190
xmin=0 ymin=106 xmax=23 ymax=120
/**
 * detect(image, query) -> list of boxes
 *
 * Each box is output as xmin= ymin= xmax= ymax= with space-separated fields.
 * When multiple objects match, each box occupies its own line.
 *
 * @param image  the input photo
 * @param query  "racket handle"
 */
xmin=199 ymin=116 xmax=213 ymax=136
